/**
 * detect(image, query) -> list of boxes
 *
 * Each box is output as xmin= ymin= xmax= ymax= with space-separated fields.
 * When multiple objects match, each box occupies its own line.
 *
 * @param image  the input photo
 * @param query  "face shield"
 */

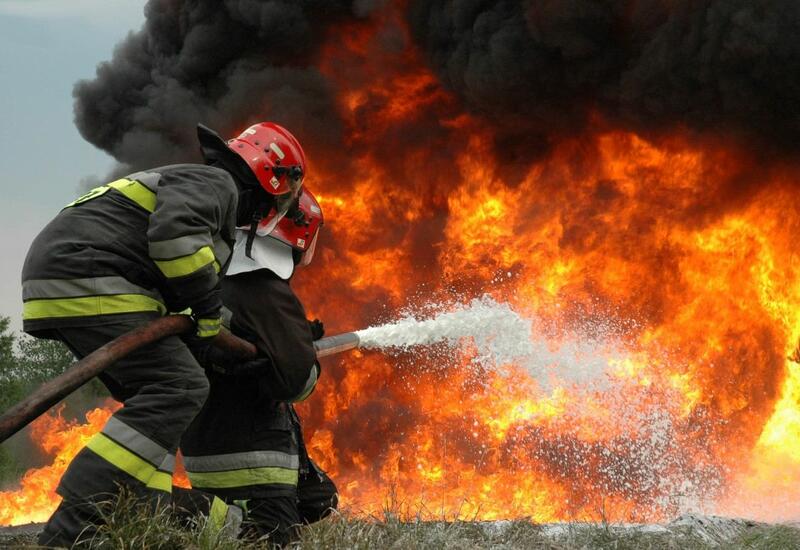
xmin=299 ymin=229 xmax=320 ymax=266
xmin=255 ymin=165 xmax=304 ymax=236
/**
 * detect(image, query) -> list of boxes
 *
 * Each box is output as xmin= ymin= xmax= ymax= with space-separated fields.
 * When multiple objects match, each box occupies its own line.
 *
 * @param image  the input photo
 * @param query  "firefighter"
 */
xmin=179 ymin=187 xmax=337 ymax=546
xmin=22 ymin=122 xmax=307 ymax=547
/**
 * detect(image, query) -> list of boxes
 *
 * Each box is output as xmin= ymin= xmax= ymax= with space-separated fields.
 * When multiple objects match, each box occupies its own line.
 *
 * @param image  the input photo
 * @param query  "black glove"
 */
xmin=182 ymin=332 xmax=215 ymax=366
xmin=223 ymin=356 xmax=273 ymax=377
xmin=308 ymin=319 xmax=325 ymax=341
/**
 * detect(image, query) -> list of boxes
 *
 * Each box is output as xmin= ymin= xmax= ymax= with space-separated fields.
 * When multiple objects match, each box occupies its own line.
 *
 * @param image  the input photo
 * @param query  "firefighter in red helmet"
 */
xmin=180 ymin=187 xmax=337 ymax=545
xmin=23 ymin=121 xmax=306 ymax=547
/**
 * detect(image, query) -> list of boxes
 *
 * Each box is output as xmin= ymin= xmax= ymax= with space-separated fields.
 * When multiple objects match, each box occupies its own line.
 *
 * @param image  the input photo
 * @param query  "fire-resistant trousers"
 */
xmin=37 ymin=316 xmax=212 ymax=548
xmin=181 ymin=373 xmax=337 ymax=545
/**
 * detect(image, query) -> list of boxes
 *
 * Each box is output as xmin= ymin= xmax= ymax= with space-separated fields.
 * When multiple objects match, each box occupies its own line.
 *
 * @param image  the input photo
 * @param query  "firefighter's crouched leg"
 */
xmin=297 ymin=459 xmax=338 ymax=524
xmin=240 ymin=496 xmax=301 ymax=546
xmin=37 ymin=318 xmax=210 ymax=548
xmin=171 ymin=486 xmax=244 ymax=539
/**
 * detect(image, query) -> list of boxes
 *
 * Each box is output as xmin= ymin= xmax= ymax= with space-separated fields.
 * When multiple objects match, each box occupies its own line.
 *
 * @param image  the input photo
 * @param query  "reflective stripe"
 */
xmin=154 ymin=246 xmax=216 ymax=278
xmin=64 ymin=176 xmax=158 ymax=211
xmin=107 ymin=179 xmax=157 ymax=212
xmin=209 ymin=497 xmax=229 ymax=532
xmin=149 ymin=233 xmax=212 ymax=260
xmin=213 ymin=237 xmax=232 ymax=267
xmin=183 ymin=450 xmax=299 ymax=472
xmin=196 ymin=317 xmax=221 ymax=338
xmin=187 ymin=467 xmax=299 ymax=489
xmin=126 ymin=171 xmax=161 ymax=192
xmin=102 ymin=417 xmax=170 ymax=468
xmin=64 ymin=186 xmax=111 ymax=208
xmin=23 ymin=294 xmax=166 ymax=320
xmin=23 ymin=277 xmax=163 ymax=302
xmin=159 ymin=454 xmax=176 ymax=473
xmin=293 ymin=365 xmax=319 ymax=403
xmin=220 ymin=306 xmax=233 ymax=329
xmin=146 ymin=471 xmax=173 ymax=493
xmin=85 ymin=433 xmax=170 ymax=493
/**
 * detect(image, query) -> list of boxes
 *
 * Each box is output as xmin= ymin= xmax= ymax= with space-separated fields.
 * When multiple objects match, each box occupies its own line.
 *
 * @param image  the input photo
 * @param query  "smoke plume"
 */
xmin=408 ymin=0 xmax=800 ymax=153
xmin=73 ymin=0 xmax=386 ymax=170
xmin=75 ymin=0 xmax=800 ymax=171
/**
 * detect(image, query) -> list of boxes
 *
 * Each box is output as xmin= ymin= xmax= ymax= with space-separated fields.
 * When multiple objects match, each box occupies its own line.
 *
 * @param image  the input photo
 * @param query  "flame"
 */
xmin=4 ymin=2 xmax=800 ymax=527
xmin=293 ymin=5 xmax=800 ymax=523
xmin=0 ymin=403 xmax=118 ymax=526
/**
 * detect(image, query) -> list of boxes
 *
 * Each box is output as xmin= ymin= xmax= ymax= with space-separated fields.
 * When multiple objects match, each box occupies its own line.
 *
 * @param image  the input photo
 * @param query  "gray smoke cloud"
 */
xmin=408 ymin=0 xmax=800 ymax=154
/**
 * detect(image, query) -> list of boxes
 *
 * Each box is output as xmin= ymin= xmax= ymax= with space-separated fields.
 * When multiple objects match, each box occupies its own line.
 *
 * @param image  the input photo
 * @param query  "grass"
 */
xmin=2 ymin=496 xmax=800 ymax=549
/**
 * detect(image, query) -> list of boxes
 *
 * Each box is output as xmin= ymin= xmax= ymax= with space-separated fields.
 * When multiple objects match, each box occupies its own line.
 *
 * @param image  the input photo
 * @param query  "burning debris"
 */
xmin=4 ymin=0 xmax=800 ymax=533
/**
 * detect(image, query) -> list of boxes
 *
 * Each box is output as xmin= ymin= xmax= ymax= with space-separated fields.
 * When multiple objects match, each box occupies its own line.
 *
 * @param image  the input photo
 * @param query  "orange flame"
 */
xmin=4 ymin=3 xmax=800 ymax=527
xmin=0 ymin=403 xmax=118 ymax=526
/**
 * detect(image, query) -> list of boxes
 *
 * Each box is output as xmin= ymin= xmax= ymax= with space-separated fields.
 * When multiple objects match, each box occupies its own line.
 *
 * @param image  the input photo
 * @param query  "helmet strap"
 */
xmin=244 ymin=202 xmax=267 ymax=260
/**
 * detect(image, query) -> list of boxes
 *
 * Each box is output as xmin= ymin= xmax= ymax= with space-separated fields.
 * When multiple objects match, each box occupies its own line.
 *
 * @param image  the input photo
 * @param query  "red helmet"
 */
xmin=266 ymin=187 xmax=323 ymax=267
xmin=228 ymin=122 xmax=307 ymax=234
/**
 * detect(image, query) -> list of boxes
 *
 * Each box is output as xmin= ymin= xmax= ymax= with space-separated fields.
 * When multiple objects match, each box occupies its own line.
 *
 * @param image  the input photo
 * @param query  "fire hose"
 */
xmin=0 ymin=316 xmax=361 ymax=444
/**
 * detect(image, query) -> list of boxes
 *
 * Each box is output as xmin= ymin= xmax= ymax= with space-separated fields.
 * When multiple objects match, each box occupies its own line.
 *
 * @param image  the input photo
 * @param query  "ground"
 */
xmin=2 ymin=513 xmax=800 ymax=549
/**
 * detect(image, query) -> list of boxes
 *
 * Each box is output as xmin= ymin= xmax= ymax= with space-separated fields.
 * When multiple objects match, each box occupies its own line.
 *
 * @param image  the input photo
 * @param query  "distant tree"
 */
xmin=16 ymin=334 xmax=74 ymax=382
xmin=0 ymin=316 xmax=21 ymax=414
xmin=0 ymin=316 xmax=14 ymax=376
xmin=0 ymin=318 xmax=73 ymax=413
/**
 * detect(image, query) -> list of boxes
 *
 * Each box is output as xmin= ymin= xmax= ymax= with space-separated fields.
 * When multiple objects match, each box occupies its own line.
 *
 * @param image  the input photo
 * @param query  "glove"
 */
xmin=182 ymin=310 xmax=221 ymax=366
xmin=231 ymin=356 xmax=273 ymax=377
xmin=182 ymin=331 xmax=215 ymax=366
xmin=308 ymin=319 xmax=325 ymax=341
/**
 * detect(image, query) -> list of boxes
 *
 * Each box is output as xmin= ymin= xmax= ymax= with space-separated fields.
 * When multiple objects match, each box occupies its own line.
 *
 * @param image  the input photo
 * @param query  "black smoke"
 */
xmin=408 ymin=0 xmax=800 ymax=153
xmin=73 ymin=0 xmax=387 ymax=171
xmin=75 ymin=0 xmax=800 ymax=173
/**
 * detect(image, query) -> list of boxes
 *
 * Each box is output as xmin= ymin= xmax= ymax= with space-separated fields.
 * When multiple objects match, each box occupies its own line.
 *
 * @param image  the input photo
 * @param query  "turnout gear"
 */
xmin=22 ymin=165 xmax=237 ymax=338
xmin=172 ymin=487 xmax=244 ymax=540
xmin=37 ymin=318 xmax=212 ymax=547
xmin=26 ymin=122 xmax=304 ymax=546
xmin=181 ymin=210 xmax=335 ymax=544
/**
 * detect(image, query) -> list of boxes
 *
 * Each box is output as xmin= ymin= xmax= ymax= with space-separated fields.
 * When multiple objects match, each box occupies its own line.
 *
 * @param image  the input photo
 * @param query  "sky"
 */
xmin=0 ymin=0 xmax=147 ymax=334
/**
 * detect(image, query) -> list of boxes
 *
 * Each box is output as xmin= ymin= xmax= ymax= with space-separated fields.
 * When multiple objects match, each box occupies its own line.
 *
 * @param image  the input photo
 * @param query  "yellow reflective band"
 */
xmin=107 ymin=179 xmax=157 ymax=212
xmin=187 ymin=467 xmax=299 ymax=489
xmin=209 ymin=497 xmax=229 ymax=532
xmin=145 ymin=471 xmax=173 ymax=493
xmin=64 ymin=186 xmax=111 ymax=208
xmin=196 ymin=318 xmax=221 ymax=338
xmin=23 ymin=294 xmax=167 ymax=320
xmin=86 ymin=434 xmax=170 ymax=493
xmin=154 ymin=246 xmax=216 ymax=278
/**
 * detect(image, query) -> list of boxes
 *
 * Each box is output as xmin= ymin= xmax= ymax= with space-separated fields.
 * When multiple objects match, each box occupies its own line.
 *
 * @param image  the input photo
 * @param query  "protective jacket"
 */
xmin=180 ymin=268 xmax=320 ymax=499
xmin=21 ymin=164 xmax=237 ymax=337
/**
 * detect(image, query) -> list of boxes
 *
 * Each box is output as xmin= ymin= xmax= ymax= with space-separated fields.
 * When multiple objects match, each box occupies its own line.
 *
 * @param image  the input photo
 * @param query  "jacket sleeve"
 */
xmin=147 ymin=166 xmax=237 ymax=330
xmin=222 ymin=269 xmax=319 ymax=401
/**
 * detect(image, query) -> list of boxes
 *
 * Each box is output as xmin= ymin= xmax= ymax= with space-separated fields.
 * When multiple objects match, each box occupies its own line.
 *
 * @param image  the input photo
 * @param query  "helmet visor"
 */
xmin=299 ymin=230 xmax=319 ymax=267
xmin=256 ymin=170 xmax=304 ymax=236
